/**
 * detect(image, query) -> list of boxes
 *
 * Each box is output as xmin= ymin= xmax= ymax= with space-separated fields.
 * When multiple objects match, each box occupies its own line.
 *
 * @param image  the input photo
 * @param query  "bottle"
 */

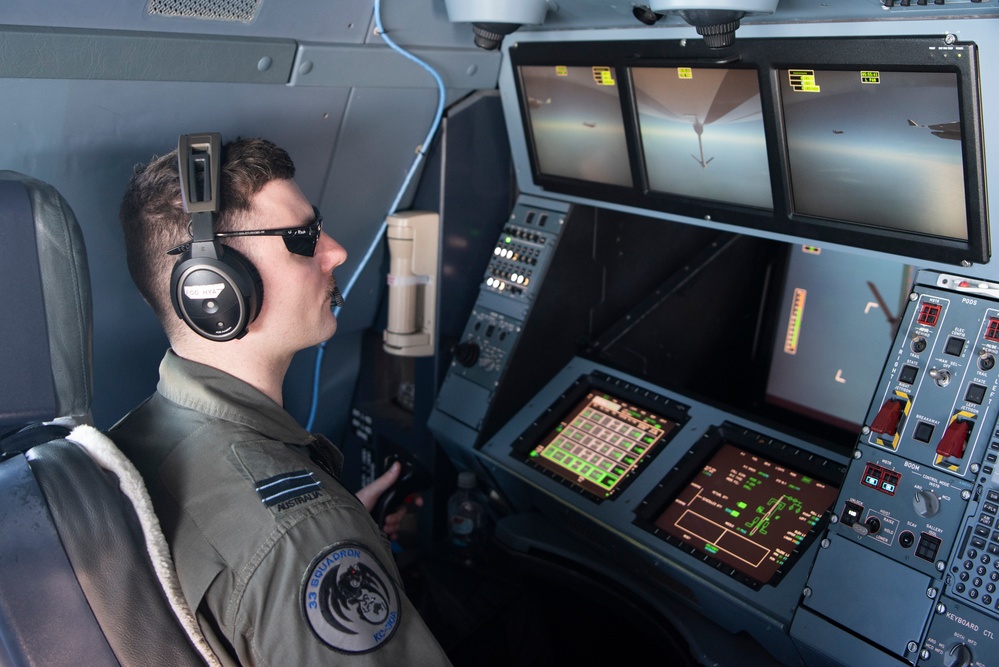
xmin=447 ymin=471 xmax=486 ymax=567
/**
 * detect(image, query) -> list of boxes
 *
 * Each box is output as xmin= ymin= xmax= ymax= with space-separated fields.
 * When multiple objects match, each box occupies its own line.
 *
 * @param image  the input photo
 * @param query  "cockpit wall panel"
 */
xmin=0 ymin=12 xmax=497 ymax=428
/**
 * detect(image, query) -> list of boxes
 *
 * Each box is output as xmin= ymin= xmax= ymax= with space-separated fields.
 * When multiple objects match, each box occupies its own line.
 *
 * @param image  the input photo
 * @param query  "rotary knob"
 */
xmin=913 ymin=490 xmax=941 ymax=518
xmin=943 ymin=642 xmax=973 ymax=667
xmin=454 ymin=342 xmax=480 ymax=368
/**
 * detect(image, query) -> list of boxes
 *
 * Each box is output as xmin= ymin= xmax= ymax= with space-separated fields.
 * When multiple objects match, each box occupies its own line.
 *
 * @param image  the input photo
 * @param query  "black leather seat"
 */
xmin=0 ymin=172 xmax=215 ymax=666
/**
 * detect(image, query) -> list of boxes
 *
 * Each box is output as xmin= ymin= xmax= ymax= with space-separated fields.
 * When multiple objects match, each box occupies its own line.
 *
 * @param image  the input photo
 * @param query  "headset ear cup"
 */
xmin=221 ymin=245 xmax=263 ymax=324
xmin=169 ymin=245 xmax=262 ymax=341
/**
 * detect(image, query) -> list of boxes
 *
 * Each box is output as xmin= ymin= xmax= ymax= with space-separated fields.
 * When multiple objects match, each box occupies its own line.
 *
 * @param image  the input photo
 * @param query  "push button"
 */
xmin=966 ymin=383 xmax=987 ymax=405
xmin=899 ymin=365 xmax=919 ymax=384
xmin=913 ymin=421 xmax=935 ymax=443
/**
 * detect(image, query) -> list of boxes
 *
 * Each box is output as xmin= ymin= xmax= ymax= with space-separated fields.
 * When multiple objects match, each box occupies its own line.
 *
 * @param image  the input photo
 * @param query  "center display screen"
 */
xmin=632 ymin=66 xmax=772 ymax=209
xmin=635 ymin=424 xmax=844 ymax=588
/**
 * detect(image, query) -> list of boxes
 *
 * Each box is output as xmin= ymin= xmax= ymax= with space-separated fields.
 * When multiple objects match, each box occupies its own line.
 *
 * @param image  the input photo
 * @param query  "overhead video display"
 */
xmin=519 ymin=65 xmax=633 ymax=188
xmin=632 ymin=67 xmax=772 ymax=209
xmin=779 ymin=69 xmax=967 ymax=240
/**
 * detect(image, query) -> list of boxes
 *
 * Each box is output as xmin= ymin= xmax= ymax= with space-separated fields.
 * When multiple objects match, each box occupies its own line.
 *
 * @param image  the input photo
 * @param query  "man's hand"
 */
xmin=356 ymin=462 xmax=423 ymax=541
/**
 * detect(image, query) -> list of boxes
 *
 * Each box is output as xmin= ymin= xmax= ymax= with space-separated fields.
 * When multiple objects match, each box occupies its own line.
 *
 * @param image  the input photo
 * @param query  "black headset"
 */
xmin=169 ymin=133 xmax=262 ymax=341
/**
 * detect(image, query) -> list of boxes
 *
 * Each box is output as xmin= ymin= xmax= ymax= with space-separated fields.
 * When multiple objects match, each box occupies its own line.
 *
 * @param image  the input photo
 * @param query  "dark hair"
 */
xmin=119 ymin=138 xmax=295 ymax=332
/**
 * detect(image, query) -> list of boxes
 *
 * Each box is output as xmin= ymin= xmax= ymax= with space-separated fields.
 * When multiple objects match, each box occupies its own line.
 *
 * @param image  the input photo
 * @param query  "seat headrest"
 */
xmin=0 ymin=172 xmax=92 ymax=427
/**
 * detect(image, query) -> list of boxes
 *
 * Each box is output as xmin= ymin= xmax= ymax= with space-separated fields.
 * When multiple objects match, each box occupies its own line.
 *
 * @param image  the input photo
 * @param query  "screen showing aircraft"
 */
xmin=519 ymin=64 xmax=633 ymax=188
xmin=779 ymin=69 xmax=967 ymax=240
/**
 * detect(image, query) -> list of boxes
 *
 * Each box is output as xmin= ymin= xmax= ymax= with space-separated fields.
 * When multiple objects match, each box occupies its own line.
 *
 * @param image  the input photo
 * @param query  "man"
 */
xmin=112 ymin=137 xmax=451 ymax=665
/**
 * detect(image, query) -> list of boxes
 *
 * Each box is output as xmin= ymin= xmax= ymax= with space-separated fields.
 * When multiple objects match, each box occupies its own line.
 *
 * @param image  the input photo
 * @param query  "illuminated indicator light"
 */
xmin=959 ymin=281 xmax=971 ymax=287
xmin=882 ymin=482 xmax=896 ymax=493
xmin=784 ymin=288 xmax=806 ymax=355
xmin=529 ymin=451 xmax=538 ymax=457
xmin=737 ymin=502 xmax=748 ymax=509
xmin=985 ymin=318 xmax=999 ymax=342
xmin=918 ymin=303 xmax=942 ymax=327
xmin=555 ymin=66 xmax=568 ymax=76
xmin=730 ymin=510 xmax=740 ymax=517
xmin=493 ymin=247 xmax=501 ymax=255
xmin=677 ymin=67 xmax=693 ymax=79
xmin=505 ymin=236 xmax=512 ymax=243
xmin=801 ymin=245 xmax=822 ymax=255
xmin=860 ymin=70 xmax=880 ymax=84
xmin=865 ymin=475 xmax=880 ymax=486
xmin=592 ymin=66 xmax=615 ymax=86
xmin=704 ymin=544 xmax=719 ymax=554
xmin=788 ymin=69 xmax=820 ymax=93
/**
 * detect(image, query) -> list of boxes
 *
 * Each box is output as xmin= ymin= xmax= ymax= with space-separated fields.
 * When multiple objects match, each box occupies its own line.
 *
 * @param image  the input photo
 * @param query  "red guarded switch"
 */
xmin=870 ymin=399 xmax=904 ymax=436
xmin=936 ymin=419 xmax=971 ymax=459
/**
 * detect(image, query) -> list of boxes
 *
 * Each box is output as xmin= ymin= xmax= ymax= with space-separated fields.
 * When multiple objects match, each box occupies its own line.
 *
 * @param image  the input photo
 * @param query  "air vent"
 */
xmin=146 ymin=0 xmax=261 ymax=22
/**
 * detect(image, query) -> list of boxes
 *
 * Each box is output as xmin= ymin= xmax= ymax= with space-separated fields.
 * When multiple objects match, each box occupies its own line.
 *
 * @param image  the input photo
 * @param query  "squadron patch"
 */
xmin=302 ymin=542 xmax=401 ymax=654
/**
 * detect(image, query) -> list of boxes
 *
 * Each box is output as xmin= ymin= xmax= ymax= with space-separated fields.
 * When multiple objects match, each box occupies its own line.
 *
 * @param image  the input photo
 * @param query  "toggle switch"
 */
xmin=870 ymin=399 xmax=905 ymax=436
xmin=929 ymin=368 xmax=952 ymax=387
xmin=936 ymin=419 xmax=971 ymax=459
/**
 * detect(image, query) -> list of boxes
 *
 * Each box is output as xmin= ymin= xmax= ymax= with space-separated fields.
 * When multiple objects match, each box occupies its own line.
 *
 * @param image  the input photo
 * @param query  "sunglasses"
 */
xmin=168 ymin=205 xmax=323 ymax=257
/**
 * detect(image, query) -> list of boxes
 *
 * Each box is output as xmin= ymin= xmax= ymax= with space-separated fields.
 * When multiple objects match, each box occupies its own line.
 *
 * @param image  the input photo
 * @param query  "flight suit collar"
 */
xmin=156 ymin=349 xmax=319 ymax=450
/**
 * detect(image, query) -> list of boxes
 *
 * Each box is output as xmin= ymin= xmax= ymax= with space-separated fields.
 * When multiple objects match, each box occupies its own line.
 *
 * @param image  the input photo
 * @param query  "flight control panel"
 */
xmin=797 ymin=271 xmax=999 ymax=666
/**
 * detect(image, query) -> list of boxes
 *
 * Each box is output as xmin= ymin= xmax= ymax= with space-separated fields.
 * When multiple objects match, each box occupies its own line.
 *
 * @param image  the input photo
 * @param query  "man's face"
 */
xmin=238 ymin=178 xmax=347 ymax=352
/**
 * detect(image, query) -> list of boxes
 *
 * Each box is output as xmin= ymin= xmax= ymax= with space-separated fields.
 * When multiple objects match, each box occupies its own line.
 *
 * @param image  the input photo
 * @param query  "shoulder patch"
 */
xmin=255 ymin=470 xmax=325 ymax=513
xmin=302 ymin=541 xmax=401 ymax=654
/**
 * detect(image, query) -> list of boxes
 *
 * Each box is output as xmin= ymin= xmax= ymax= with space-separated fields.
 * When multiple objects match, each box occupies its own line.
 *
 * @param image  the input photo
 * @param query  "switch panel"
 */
xmin=862 ymin=283 xmax=999 ymax=480
xmin=832 ymin=444 xmax=972 ymax=579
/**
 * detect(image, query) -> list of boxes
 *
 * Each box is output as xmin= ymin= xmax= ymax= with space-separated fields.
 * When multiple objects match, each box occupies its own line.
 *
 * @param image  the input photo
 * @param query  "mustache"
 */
xmin=327 ymin=276 xmax=344 ymax=308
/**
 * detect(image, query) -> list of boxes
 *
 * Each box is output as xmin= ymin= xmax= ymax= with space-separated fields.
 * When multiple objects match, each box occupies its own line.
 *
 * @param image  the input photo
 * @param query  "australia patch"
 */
xmin=255 ymin=470 xmax=325 ymax=513
xmin=302 ymin=542 xmax=401 ymax=654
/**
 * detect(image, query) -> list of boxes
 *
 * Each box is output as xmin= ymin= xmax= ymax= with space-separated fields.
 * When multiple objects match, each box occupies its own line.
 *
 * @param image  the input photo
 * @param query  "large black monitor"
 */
xmin=507 ymin=36 xmax=987 ymax=267
xmin=765 ymin=245 xmax=914 ymax=432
